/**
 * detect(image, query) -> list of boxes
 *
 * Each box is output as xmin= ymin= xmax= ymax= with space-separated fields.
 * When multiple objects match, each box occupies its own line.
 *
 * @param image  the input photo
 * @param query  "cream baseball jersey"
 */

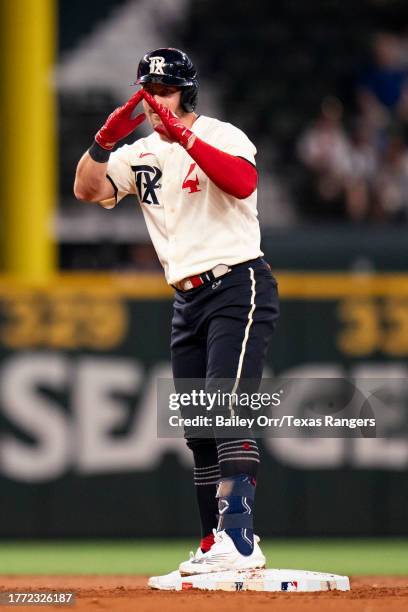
xmin=106 ymin=115 xmax=263 ymax=284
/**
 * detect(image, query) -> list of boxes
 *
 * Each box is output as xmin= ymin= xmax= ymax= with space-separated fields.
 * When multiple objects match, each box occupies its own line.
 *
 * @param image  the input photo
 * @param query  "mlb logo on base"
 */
xmin=281 ymin=581 xmax=298 ymax=591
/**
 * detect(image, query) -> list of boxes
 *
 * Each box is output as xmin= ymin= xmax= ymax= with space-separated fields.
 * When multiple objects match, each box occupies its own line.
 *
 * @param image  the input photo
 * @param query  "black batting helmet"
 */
xmin=136 ymin=47 xmax=198 ymax=112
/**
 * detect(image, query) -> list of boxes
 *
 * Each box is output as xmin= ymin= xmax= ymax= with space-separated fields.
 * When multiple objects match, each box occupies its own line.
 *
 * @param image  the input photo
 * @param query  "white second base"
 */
xmin=148 ymin=568 xmax=350 ymax=592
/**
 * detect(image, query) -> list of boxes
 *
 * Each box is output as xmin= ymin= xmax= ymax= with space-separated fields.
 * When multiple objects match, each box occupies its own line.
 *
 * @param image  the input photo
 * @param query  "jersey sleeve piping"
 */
xmin=106 ymin=174 xmax=119 ymax=201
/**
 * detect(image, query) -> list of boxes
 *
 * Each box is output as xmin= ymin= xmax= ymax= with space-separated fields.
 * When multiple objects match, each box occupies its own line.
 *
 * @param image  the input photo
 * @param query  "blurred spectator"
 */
xmin=343 ymin=118 xmax=378 ymax=222
xmin=297 ymin=97 xmax=350 ymax=176
xmin=297 ymin=97 xmax=351 ymax=220
xmin=357 ymin=32 xmax=408 ymax=131
xmin=346 ymin=119 xmax=377 ymax=179
xmin=373 ymin=133 xmax=408 ymax=222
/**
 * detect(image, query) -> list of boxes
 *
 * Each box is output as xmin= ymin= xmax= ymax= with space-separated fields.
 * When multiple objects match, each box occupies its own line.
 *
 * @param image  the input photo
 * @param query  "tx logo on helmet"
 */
xmin=149 ymin=56 xmax=165 ymax=75
xmin=132 ymin=165 xmax=162 ymax=205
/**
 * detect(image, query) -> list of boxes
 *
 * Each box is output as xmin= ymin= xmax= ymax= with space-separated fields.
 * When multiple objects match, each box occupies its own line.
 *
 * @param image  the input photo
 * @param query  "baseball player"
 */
xmin=74 ymin=48 xmax=279 ymax=575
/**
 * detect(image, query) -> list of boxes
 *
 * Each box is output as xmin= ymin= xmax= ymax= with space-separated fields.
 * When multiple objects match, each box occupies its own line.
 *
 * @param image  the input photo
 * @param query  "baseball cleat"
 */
xmin=148 ymin=547 xmax=204 ymax=589
xmin=148 ymin=569 xmax=180 ymax=590
xmin=179 ymin=530 xmax=266 ymax=576
xmin=183 ymin=545 xmax=205 ymax=565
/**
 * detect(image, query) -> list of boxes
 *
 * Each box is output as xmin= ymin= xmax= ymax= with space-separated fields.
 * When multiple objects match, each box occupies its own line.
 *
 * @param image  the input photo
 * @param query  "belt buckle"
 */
xmin=212 ymin=264 xmax=231 ymax=278
xmin=177 ymin=265 xmax=231 ymax=292
xmin=182 ymin=279 xmax=194 ymax=291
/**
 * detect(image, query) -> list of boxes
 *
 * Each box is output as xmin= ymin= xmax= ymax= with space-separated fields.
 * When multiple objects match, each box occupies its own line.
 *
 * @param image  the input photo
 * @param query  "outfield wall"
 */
xmin=0 ymin=272 xmax=407 ymax=537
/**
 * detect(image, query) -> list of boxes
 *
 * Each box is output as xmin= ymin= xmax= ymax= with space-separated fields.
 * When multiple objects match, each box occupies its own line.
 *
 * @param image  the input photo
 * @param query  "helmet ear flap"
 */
xmin=181 ymin=86 xmax=198 ymax=112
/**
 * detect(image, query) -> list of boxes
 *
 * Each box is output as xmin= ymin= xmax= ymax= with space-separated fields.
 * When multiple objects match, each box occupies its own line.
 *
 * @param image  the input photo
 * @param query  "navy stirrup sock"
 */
xmin=216 ymin=474 xmax=256 ymax=556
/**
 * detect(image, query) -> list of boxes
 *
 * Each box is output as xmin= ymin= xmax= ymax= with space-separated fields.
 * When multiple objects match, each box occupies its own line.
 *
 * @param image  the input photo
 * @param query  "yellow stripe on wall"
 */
xmin=0 ymin=272 xmax=407 ymax=299
xmin=277 ymin=272 xmax=408 ymax=299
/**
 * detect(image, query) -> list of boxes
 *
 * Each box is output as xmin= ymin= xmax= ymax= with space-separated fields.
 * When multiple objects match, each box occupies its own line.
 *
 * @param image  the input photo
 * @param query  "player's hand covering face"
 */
xmin=143 ymin=90 xmax=196 ymax=149
xmin=142 ymin=84 xmax=183 ymax=135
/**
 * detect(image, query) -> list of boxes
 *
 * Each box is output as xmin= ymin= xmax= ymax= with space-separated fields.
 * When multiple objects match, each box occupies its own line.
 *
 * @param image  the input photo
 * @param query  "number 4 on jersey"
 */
xmin=182 ymin=162 xmax=201 ymax=194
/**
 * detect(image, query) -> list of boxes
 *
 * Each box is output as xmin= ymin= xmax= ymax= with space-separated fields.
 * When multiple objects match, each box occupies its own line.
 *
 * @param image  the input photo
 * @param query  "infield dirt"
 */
xmin=1 ymin=575 xmax=407 ymax=611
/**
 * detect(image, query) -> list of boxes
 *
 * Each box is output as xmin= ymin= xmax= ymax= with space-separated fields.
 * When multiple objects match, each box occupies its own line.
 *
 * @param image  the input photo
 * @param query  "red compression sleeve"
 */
xmin=187 ymin=138 xmax=257 ymax=199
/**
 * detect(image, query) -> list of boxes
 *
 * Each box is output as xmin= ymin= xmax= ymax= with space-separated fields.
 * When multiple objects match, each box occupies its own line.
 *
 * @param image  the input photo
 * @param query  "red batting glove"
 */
xmin=142 ymin=91 xmax=196 ymax=149
xmin=95 ymin=89 xmax=146 ymax=150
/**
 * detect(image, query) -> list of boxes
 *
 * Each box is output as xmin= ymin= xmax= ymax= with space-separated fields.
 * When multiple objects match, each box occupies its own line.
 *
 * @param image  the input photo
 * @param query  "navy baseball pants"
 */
xmin=171 ymin=257 xmax=279 ymax=540
xmin=172 ymin=257 xmax=279 ymax=443
xmin=171 ymin=257 xmax=279 ymax=392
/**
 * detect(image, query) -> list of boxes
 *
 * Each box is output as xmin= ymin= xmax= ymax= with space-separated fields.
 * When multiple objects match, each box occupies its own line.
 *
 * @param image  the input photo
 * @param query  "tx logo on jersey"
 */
xmin=131 ymin=165 xmax=162 ymax=205
xmin=149 ymin=56 xmax=165 ymax=75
